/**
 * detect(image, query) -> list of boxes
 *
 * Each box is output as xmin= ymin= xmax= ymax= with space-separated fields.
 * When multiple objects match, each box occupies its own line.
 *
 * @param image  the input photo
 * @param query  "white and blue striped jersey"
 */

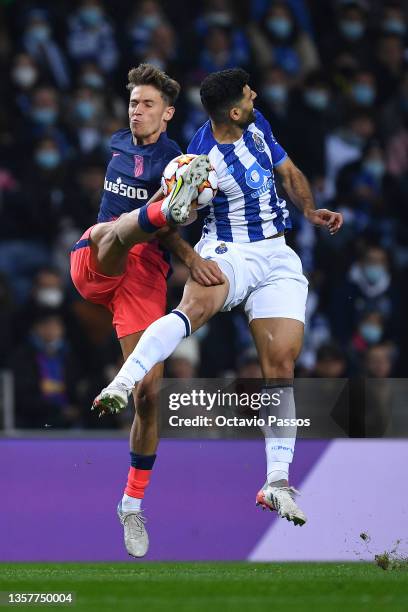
xmin=187 ymin=109 xmax=291 ymax=243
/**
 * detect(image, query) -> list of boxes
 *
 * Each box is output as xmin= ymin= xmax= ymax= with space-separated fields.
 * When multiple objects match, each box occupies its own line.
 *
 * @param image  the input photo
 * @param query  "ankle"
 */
xmin=122 ymin=493 xmax=142 ymax=511
xmin=268 ymin=478 xmax=289 ymax=487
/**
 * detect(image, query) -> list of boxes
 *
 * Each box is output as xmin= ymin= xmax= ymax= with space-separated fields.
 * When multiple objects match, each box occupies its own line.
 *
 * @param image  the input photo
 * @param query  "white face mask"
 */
xmin=205 ymin=12 xmax=232 ymax=28
xmin=13 ymin=66 xmax=37 ymax=88
xmin=36 ymin=288 xmax=63 ymax=307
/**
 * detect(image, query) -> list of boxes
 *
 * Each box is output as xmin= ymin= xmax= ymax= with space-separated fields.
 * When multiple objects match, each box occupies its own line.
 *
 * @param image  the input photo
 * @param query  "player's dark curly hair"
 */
xmin=200 ymin=68 xmax=250 ymax=123
xmin=127 ymin=64 xmax=181 ymax=106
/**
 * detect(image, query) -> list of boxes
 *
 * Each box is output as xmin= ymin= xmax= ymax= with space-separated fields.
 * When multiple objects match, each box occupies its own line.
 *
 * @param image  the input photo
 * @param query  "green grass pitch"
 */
xmin=1 ymin=563 xmax=407 ymax=611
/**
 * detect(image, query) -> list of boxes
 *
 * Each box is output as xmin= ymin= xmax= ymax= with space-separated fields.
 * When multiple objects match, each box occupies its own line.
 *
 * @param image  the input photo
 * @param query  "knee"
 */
xmin=177 ymin=297 xmax=210 ymax=329
xmin=97 ymin=219 xmax=127 ymax=249
xmin=108 ymin=223 xmax=124 ymax=246
xmin=262 ymin=350 xmax=296 ymax=380
xmin=92 ymin=222 xmax=115 ymax=245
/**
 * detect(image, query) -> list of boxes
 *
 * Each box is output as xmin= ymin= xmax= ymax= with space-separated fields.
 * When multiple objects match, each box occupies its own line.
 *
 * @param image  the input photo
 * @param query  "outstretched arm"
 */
xmin=156 ymin=227 xmax=224 ymax=286
xmin=275 ymin=157 xmax=343 ymax=235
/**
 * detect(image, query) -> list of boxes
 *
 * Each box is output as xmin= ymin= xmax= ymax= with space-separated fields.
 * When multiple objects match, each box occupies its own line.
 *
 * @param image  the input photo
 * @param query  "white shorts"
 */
xmin=195 ymin=236 xmax=308 ymax=324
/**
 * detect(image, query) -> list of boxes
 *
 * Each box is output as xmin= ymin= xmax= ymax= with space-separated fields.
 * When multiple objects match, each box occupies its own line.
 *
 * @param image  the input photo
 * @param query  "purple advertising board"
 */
xmin=1 ymin=439 xmax=407 ymax=561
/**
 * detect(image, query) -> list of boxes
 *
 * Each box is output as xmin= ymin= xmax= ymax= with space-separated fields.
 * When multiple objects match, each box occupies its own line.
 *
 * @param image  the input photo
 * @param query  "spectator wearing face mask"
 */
xmin=34 ymin=137 xmax=64 ymax=173
xmin=1 ymin=135 xmax=67 ymax=249
xmin=140 ymin=23 xmax=178 ymax=74
xmin=2 ymin=54 xmax=40 ymax=159
xmin=67 ymin=0 xmax=118 ymax=74
xmin=249 ymin=0 xmax=320 ymax=79
xmin=15 ymin=267 xmax=87 ymax=357
xmin=195 ymin=0 xmax=237 ymax=35
xmin=351 ymin=310 xmax=385 ymax=357
xmin=9 ymin=312 xmax=85 ymax=429
xmin=199 ymin=26 xmax=247 ymax=74
xmin=256 ymin=65 xmax=294 ymax=150
xmin=194 ymin=0 xmax=249 ymax=69
xmin=18 ymin=137 xmax=69 ymax=247
xmin=374 ymin=33 xmax=406 ymax=105
xmin=289 ymin=71 xmax=335 ymax=181
xmin=324 ymin=110 xmax=376 ymax=199
xmin=380 ymin=3 xmax=407 ymax=40
xmin=336 ymin=140 xmax=395 ymax=235
xmin=320 ymin=2 xmax=372 ymax=70
xmin=77 ymin=64 xmax=126 ymax=124
xmin=127 ymin=0 xmax=166 ymax=57
xmin=15 ymin=268 xmax=66 ymax=339
xmin=0 ymin=138 xmax=69 ymax=297
xmin=21 ymin=86 xmax=74 ymax=161
xmin=29 ymin=86 xmax=59 ymax=130
xmin=78 ymin=61 xmax=105 ymax=91
xmin=9 ymin=54 xmax=39 ymax=116
xmin=30 ymin=269 xmax=66 ymax=308
xmin=250 ymin=0 xmax=315 ymax=35
xmin=68 ymin=86 xmax=106 ymax=154
xmin=22 ymin=8 xmax=70 ymax=90
xmin=348 ymin=69 xmax=377 ymax=110
xmin=331 ymin=245 xmax=399 ymax=344
xmin=126 ymin=8 xmax=180 ymax=78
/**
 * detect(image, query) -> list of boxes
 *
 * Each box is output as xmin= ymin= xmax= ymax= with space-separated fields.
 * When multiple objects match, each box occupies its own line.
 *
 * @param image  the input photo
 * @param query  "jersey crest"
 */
xmin=252 ymin=132 xmax=265 ymax=152
xmin=134 ymin=154 xmax=144 ymax=178
xmin=215 ymin=242 xmax=228 ymax=254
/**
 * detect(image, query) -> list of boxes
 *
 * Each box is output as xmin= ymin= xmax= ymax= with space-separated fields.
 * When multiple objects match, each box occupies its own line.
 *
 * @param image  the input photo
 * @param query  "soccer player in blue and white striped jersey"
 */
xmin=187 ymin=92 xmax=291 ymax=243
xmin=95 ymin=69 xmax=343 ymax=527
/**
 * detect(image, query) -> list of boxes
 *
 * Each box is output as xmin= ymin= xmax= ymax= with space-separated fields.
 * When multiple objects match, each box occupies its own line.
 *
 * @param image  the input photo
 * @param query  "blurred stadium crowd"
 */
xmin=0 ymin=0 xmax=407 ymax=429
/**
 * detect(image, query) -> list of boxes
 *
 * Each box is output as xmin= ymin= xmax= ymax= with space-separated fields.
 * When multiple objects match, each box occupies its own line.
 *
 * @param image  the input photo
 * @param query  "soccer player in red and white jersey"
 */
xmin=70 ymin=64 xmax=223 ymax=557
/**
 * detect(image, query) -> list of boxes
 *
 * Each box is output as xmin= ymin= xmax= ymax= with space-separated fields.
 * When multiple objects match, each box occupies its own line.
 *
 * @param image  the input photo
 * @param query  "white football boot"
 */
xmin=92 ymin=381 xmax=132 ymax=417
xmin=256 ymin=480 xmax=307 ymax=526
xmin=161 ymin=154 xmax=211 ymax=224
xmin=117 ymin=502 xmax=149 ymax=558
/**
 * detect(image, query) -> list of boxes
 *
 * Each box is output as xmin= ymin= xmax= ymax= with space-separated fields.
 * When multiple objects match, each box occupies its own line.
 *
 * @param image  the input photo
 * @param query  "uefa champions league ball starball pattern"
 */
xmin=161 ymin=154 xmax=218 ymax=210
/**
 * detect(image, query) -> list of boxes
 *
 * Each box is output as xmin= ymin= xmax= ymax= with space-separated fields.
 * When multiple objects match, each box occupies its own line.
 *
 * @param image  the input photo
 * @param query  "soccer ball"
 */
xmin=161 ymin=154 xmax=218 ymax=210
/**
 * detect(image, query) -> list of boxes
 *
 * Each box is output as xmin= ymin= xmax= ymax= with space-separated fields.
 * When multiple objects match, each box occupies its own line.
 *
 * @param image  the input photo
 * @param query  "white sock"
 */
xmin=266 ymin=461 xmax=289 ymax=484
xmin=114 ymin=310 xmax=191 ymax=388
xmin=121 ymin=493 xmax=142 ymax=511
xmin=259 ymin=386 xmax=296 ymax=483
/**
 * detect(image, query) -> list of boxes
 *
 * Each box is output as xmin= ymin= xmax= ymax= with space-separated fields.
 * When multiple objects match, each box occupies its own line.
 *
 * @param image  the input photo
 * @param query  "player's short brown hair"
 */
xmin=127 ymin=64 xmax=181 ymax=106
